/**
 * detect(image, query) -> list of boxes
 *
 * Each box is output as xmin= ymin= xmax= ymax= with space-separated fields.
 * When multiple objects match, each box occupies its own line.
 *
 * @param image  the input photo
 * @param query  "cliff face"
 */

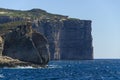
xmin=2 ymin=24 xmax=50 ymax=64
xmin=33 ymin=18 xmax=93 ymax=60
xmin=33 ymin=19 xmax=64 ymax=59
xmin=0 ymin=16 xmax=23 ymax=24
xmin=0 ymin=8 xmax=93 ymax=60
xmin=60 ymin=19 xmax=93 ymax=60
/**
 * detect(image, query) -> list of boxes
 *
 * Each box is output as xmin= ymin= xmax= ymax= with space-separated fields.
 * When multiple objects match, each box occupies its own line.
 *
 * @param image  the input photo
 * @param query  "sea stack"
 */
xmin=2 ymin=22 xmax=50 ymax=65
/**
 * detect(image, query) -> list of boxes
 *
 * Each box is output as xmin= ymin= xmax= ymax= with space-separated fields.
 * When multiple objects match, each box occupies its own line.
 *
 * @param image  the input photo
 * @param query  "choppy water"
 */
xmin=0 ymin=59 xmax=120 ymax=80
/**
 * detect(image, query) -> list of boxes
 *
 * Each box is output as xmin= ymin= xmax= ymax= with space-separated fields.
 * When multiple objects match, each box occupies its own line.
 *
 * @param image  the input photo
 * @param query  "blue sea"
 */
xmin=0 ymin=59 xmax=120 ymax=80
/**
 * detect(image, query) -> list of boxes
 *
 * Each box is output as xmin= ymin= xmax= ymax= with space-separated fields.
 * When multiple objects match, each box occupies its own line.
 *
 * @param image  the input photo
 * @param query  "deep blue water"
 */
xmin=0 ymin=59 xmax=120 ymax=80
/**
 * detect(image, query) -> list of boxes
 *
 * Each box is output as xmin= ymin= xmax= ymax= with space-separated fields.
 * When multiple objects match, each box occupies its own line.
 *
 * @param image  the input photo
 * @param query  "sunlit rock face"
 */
xmin=0 ymin=36 xmax=3 ymax=55
xmin=2 ymin=24 xmax=50 ymax=65
xmin=33 ymin=18 xmax=93 ymax=60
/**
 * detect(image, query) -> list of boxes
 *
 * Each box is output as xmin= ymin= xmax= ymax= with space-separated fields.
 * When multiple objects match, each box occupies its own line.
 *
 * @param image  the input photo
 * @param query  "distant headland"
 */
xmin=0 ymin=8 xmax=93 ymax=67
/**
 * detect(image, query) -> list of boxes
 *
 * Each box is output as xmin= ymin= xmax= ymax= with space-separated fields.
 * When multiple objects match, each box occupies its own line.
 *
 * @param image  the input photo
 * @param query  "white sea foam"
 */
xmin=47 ymin=65 xmax=62 ymax=69
xmin=16 ymin=66 xmax=35 ymax=69
xmin=3 ymin=65 xmax=61 ymax=69
xmin=0 ymin=74 xmax=4 ymax=78
xmin=3 ymin=66 xmax=39 ymax=69
xmin=15 ymin=65 xmax=62 ymax=69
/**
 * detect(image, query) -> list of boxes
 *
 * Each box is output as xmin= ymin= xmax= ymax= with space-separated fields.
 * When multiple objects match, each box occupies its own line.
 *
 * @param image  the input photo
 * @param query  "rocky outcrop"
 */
xmin=2 ymin=23 xmax=50 ymax=65
xmin=0 ymin=56 xmax=44 ymax=68
xmin=0 ymin=8 xmax=93 ymax=60
xmin=33 ymin=18 xmax=93 ymax=60
xmin=0 ymin=16 xmax=23 ymax=24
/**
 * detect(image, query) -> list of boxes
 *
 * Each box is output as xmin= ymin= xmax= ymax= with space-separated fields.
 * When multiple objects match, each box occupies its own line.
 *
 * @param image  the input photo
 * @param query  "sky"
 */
xmin=0 ymin=0 xmax=120 ymax=59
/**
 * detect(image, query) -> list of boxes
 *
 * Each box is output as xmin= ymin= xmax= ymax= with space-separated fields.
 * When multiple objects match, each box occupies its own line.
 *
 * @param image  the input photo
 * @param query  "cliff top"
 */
xmin=0 ymin=8 xmax=68 ymax=20
xmin=0 ymin=8 xmax=91 ymax=36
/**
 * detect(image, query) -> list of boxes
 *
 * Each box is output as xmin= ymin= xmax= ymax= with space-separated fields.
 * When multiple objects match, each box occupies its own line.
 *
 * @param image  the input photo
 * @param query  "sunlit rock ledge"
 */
xmin=0 ymin=56 xmax=46 ymax=68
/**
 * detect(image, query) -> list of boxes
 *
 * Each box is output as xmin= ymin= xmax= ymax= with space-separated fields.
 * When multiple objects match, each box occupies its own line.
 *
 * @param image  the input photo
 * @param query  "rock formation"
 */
xmin=32 ymin=19 xmax=64 ymax=59
xmin=0 ymin=16 xmax=23 ymax=24
xmin=60 ymin=19 xmax=93 ymax=60
xmin=2 ymin=23 xmax=50 ymax=65
xmin=0 ymin=56 xmax=44 ymax=68
xmin=33 ymin=18 xmax=93 ymax=60
xmin=0 ymin=8 xmax=93 ymax=60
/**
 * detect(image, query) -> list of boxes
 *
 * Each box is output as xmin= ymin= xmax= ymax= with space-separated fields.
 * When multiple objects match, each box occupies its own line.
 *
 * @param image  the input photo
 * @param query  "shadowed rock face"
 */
xmin=33 ymin=19 xmax=63 ymax=60
xmin=2 ymin=24 xmax=50 ymax=65
xmin=0 ymin=16 xmax=23 ymax=24
xmin=31 ymin=33 xmax=50 ymax=64
xmin=33 ymin=18 xmax=93 ymax=60
xmin=60 ymin=19 xmax=93 ymax=60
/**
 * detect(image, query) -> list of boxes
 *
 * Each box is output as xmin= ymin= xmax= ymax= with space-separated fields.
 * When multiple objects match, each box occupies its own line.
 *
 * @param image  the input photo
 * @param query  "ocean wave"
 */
xmin=3 ymin=66 xmax=40 ymax=69
xmin=16 ymin=66 xmax=36 ymax=69
xmin=3 ymin=65 xmax=62 ymax=69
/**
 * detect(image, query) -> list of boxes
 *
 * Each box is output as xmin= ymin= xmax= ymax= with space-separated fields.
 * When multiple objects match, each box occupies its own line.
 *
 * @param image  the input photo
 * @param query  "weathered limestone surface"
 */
xmin=33 ymin=19 xmax=63 ymax=60
xmin=0 ymin=16 xmax=23 ymax=24
xmin=0 ymin=8 xmax=93 ymax=63
xmin=0 ymin=56 xmax=45 ymax=68
xmin=2 ymin=24 xmax=50 ymax=65
xmin=60 ymin=19 xmax=93 ymax=60
xmin=33 ymin=18 xmax=93 ymax=60
xmin=0 ymin=36 xmax=3 ymax=55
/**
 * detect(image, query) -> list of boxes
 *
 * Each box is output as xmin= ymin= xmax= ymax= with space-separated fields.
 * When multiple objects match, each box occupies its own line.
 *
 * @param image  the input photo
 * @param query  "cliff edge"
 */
xmin=33 ymin=18 xmax=93 ymax=60
xmin=1 ymin=22 xmax=50 ymax=66
xmin=0 ymin=8 xmax=93 ymax=60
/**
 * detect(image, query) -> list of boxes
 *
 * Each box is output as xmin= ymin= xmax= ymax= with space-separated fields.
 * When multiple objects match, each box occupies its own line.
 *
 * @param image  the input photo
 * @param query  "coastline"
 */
xmin=0 ymin=56 xmax=46 ymax=68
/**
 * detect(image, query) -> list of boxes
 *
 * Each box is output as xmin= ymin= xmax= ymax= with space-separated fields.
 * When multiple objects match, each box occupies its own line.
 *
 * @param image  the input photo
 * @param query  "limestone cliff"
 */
xmin=33 ymin=18 xmax=93 ymax=60
xmin=0 ymin=16 xmax=23 ymax=24
xmin=60 ymin=19 xmax=93 ymax=60
xmin=2 ymin=23 xmax=50 ymax=64
xmin=0 ymin=8 xmax=93 ymax=60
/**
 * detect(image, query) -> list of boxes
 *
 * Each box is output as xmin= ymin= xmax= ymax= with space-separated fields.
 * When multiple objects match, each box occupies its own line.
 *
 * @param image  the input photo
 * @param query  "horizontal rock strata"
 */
xmin=0 ymin=56 xmax=45 ymax=68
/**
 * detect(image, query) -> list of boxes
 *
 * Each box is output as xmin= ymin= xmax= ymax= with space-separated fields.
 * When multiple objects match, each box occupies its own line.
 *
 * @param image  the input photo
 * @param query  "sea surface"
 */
xmin=0 ymin=59 xmax=120 ymax=80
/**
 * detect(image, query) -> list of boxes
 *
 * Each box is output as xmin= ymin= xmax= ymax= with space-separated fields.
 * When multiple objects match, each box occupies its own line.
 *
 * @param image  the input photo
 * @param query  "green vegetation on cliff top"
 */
xmin=0 ymin=8 xmax=81 ymax=35
xmin=0 ymin=8 xmax=67 ymax=35
xmin=0 ymin=8 xmax=67 ymax=19
xmin=0 ymin=21 xmax=26 ymax=35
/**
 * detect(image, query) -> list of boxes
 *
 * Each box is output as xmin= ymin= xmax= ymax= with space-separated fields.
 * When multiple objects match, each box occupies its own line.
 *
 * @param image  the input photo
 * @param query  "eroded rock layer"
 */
xmin=2 ymin=24 xmax=50 ymax=65
xmin=33 ymin=18 xmax=93 ymax=60
xmin=0 ymin=8 xmax=93 ymax=60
